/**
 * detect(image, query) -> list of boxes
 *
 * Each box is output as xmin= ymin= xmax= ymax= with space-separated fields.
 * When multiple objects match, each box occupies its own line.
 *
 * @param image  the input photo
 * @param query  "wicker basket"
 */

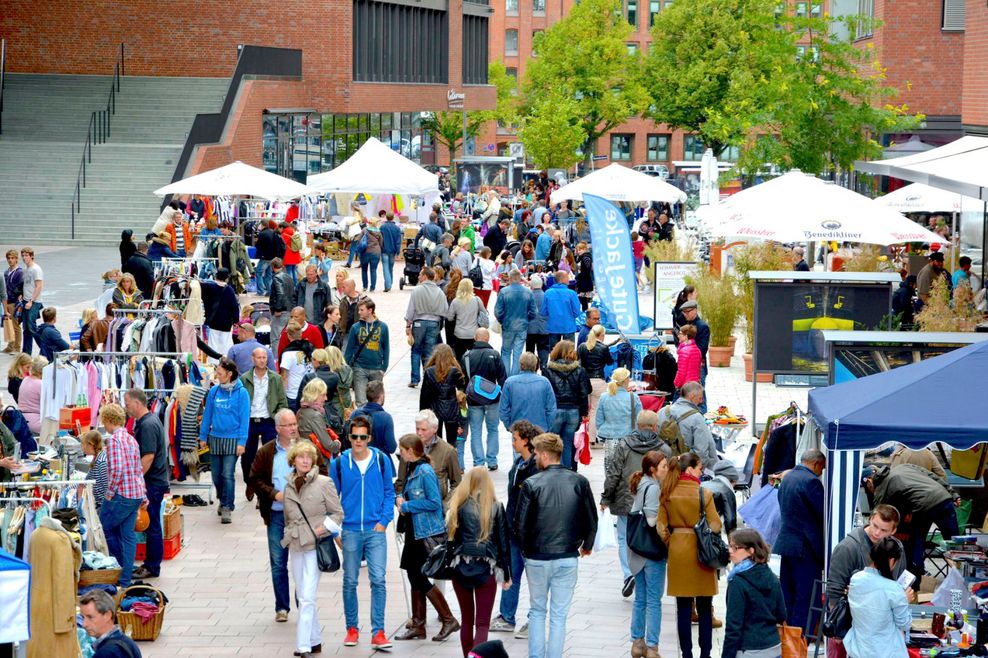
xmin=116 ymin=585 xmax=166 ymax=641
xmin=78 ymin=568 xmax=122 ymax=586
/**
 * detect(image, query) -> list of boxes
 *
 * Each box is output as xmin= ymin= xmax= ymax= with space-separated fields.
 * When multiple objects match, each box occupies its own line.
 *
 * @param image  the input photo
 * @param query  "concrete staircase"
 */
xmin=0 ymin=73 xmax=227 ymax=245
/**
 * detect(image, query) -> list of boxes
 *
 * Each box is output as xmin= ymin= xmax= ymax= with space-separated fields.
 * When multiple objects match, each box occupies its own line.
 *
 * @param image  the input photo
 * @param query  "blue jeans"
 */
xmin=286 ymin=264 xmax=298 ymax=283
xmin=469 ymin=403 xmax=500 ymax=468
xmin=210 ymin=453 xmax=238 ymax=511
xmin=616 ymin=515 xmax=630 ymax=579
xmin=381 ymin=252 xmax=396 ymax=290
xmin=456 ymin=437 xmax=466 ymax=470
xmin=99 ymin=495 xmax=142 ymax=587
xmin=550 ymin=408 xmax=581 ymax=470
xmin=20 ymin=302 xmax=42 ymax=355
xmin=255 ymin=259 xmax=273 ymax=295
xmin=267 ymin=510 xmax=291 ymax=612
xmin=699 ymin=364 xmax=708 ymax=414
xmin=342 ymin=529 xmax=388 ymax=633
xmin=142 ymin=483 xmax=168 ymax=575
xmin=631 ymin=559 xmax=666 ymax=646
xmin=501 ymin=329 xmax=526 ymax=376
xmin=361 ymin=252 xmax=381 ymax=291
xmin=499 ymin=539 xmax=527 ymax=625
xmin=526 ymin=557 xmax=579 ymax=658
xmin=410 ymin=319 xmax=440 ymax=385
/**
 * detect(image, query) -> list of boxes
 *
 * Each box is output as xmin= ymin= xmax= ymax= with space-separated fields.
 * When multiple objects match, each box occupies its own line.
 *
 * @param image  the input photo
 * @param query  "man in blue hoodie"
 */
xmin=330 ymin=415 xmax=396 ymax=651
xmin=344 ymin=299 xmax=390 ymax=405
xmin=540 ymin=271 xmax=582 ymax=348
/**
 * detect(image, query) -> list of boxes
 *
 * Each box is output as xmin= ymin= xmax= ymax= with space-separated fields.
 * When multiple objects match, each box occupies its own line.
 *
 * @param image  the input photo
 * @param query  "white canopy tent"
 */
xmin=305 ymin=137 xmax=440 ymax=196
xmin=702 ymin=171 xmax=944 ymax=245
xmin=856 ymin=135 xmax=988 ymax=201
xmin=549 ymin=163 xmax=687 ymax=205
xmin=154 ymin=161 xmax=315 ymax=201
xmin=873 ymin=182 xmax=970 ymax=213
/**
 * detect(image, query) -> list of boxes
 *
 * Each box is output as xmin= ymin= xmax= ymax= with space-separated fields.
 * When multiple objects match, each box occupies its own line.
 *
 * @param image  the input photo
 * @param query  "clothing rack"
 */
xmin=52 ymin=350 xmax=195 ymax=394
xmin=112 ymin=308 xmax=185 ymax=316
xmin=0 ymin=495 xmax=52 ymax=515
xmin=2 ymin=479 xmax=107 ymax=554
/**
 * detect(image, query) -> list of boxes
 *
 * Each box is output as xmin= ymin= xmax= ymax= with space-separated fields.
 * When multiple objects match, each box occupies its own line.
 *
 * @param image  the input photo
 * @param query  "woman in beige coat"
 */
xmin=658 ymin=452 xmax=721 ymax=658
xmin=282 ymin=441 xmax=344 ymax=658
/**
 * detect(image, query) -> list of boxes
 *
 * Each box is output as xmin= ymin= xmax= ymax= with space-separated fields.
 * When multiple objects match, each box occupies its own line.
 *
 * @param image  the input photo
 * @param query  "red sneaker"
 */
xmin=343 ymin=628 xmax=359 ymax=646
xmin=370 ymin=631 xmax=392 ymax=650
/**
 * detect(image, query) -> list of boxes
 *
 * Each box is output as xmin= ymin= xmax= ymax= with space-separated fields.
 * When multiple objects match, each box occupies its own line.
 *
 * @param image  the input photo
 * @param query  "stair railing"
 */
xmin=70 ymin=43 xmax=124 ymax=239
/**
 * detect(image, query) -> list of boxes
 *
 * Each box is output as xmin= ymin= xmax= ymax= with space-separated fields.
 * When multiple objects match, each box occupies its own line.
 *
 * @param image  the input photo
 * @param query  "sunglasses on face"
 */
xmin=350 ymin=433 xmax=370 ymax=441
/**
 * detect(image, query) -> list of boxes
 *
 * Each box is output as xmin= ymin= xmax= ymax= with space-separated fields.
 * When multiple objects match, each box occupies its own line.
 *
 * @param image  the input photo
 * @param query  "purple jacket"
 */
xmin=5 ymin=266 xmax=23 ymax=302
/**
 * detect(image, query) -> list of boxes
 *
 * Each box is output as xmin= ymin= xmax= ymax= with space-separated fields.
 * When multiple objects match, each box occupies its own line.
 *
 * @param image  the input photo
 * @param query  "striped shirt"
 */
xmin=105 ymin=428 xmax=147 ymax=501
xmin=88 ymin=449 xmax=109 ymax=505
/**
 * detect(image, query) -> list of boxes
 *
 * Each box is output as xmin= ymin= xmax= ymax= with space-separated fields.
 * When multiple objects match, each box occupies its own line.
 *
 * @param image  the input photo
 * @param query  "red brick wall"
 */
xmin=873 ymin=0 xmax=963 ymax=118
xmin=962 ymin=0 xmax=988 ymax=128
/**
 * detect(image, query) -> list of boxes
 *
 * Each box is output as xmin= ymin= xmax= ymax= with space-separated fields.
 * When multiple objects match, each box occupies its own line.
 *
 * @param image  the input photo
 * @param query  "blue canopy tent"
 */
xmin=808 ymin=339 xmax=988 ymax=564
xmin=0 ymin=549 xmax=31 ymax=644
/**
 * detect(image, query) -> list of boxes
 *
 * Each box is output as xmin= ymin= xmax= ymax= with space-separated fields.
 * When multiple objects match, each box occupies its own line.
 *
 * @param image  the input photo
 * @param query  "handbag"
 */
xmin=821 ymin=593 xmax=852 ymax=639
xmin=694 ymin=487 xmax=729 ymax=569
xmin=476 ymin=300 xmax=490 ymax=328
xmin=421 ymin=539 xmax=453 ymax=580
xmin=626 ymin=482 xmax=667 ymax=561
xmin=464 ymin=351 xmax=501 ymax=405
xmin=293 ymin=499 xmax=341 ymax=573
xmin=337 ymin=388 xmax=356 ymax=422
xmin=779 ymin=622 xmax=808 ymax=658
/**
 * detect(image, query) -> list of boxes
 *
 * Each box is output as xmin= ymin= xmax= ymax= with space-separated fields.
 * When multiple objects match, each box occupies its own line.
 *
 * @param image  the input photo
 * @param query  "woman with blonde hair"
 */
xmin=296 ymin=378 xmax=341 ymax=461
xmin=452 ymin=236 xmax=474 ymax=277
xmin=281 ymin=440 xmax=344 ymax=658
xmin=446 ymin=467 xmax=511 ymax=657
xmin=595 ymin=367 xmax=643 ymax=453
xmin=578 ymin=324 xmax=613 ymax=445
xmin=324 ymin=346 xmax=354 ymax=421
xmin=6 ymin=352 xmax=32 ymax=403
xmin=80 ymin=430 xmax=109 ymax=506
xmin=112 ymin=273 xmax=143 ymax=316
xmin=445 ymin=279 xmax=486 ymax=362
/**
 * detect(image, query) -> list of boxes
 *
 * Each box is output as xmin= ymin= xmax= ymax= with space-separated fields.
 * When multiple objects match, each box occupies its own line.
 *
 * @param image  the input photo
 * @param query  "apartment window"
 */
xmin=796 ymin=45 xmax=807 ymax=61
xmin=795 ymin=2 xmax=808 ymax=17
xmin=353 ymin=0 xmax=448 ymax=83
xmin=463 ymin=15 xmax=489 ymax=84
xmin=505 ymin=0 xmax=518 ymax=15
xmin=532 ymin=30 xmax=543 ymax=56
xmin=506 ymin=66 xmax=518 ymax=81
xmin=810 ymin=3 xmax=822 ymax=17
xmin=533 ymin=0 xmax=546 ymax=15
xmin=683 ymin=135 xmax=705 ymax=161
xmin=627 ymin=0 xmax=638 ymax=28
xmin=649 ymin=0 xmax=661 ymax=26
xmin=943 ymin=0 xmax=965 ymax=31
xmin=807 ymin=45 xmax=819 ymax=62
xmin=505 ymin=29 xmax=518 ymax=56
xmin=627 ymin=42 xmax=638 ymax=54
xmin=611 ymin=134 xmax=633 ymax=161
xmin=646 ymin=134 xmax=669 ymax=161
xmin=857 ymin=0 xmax=874 ymax=37
xmin=663 ymin=0 xmax=672 ymax=8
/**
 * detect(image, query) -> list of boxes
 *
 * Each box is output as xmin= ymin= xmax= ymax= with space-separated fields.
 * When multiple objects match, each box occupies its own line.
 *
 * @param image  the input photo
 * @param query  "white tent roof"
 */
xmin=154 ymin=161 xmax=315 ymax=201
xmin=703 ymin=171 xmax=945 ymax=245
xmin=874 ymin=183 xmax=971 ymax=213
xmin=305 ymin=137 xmax=439 ymax=196
xmin=549 ymin=163 xmax=687 ymax=205
xmin=856 ymin=135 xmax=988 ymax=202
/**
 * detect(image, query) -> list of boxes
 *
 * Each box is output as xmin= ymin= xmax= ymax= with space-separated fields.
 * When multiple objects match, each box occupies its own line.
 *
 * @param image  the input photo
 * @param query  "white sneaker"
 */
xmin=514 ymin=622 xmax=528 ymax=639
xmin=490 ymin=615 xmax=514 ymax=633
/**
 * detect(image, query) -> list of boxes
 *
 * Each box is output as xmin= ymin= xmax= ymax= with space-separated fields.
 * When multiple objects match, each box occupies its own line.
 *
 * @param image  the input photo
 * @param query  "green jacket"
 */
xmin=0 ymin=421 xmax=16 ymax=483
xmin=240 ymin=369 xmax=289 ymax=419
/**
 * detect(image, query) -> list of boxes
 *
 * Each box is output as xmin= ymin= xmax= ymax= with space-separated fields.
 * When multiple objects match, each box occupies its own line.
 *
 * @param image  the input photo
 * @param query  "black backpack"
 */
xmin=469 ymin=260 xmax=485 ymax=288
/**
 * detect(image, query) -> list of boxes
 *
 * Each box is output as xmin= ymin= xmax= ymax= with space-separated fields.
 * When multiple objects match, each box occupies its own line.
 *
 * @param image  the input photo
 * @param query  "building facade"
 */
xmin=0 ymin=0 xmax=496 ymax=179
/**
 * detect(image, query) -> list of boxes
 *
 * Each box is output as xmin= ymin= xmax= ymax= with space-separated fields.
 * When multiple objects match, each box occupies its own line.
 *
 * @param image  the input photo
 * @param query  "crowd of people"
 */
xmin=0 ymin=187 xmax=944 ymax=658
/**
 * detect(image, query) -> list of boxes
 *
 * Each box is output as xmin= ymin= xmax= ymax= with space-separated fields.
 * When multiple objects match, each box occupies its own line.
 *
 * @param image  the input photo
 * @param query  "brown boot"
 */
xmin=426 ymin=586 xmax=460 ymax=642
xmin=631 ymin=638 xmax=647 ymax=658
xmin=645 ymin=647 xmax=661 ymax=658
xmin=395 ymin=591 xmax=426 ymax=640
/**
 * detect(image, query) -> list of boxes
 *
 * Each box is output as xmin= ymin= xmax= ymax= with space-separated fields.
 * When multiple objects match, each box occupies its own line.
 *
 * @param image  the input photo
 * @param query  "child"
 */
xmin=632 ymin=231 xmax=646 ymax=289
xmin=456 ymin=390 xmax=469 ymax=470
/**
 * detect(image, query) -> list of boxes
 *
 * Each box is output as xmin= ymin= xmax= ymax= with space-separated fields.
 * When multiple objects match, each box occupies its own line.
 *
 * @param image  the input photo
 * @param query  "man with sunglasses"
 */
xmin=330 ymin=415 xmax=396 ymax=651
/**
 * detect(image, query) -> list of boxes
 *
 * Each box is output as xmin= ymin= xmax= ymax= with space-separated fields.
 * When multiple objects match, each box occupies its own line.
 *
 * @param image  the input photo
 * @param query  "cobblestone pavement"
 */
xmin=0 ymin=247 xmax=806 ymax=657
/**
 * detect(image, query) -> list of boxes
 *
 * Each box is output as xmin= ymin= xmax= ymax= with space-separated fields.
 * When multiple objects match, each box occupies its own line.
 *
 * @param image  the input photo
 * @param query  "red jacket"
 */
xmin=277 ymin=322 xmax=325 ymax=359
xmin=674 ymin=339 xmax=701 ymax=389
xmin=282 ymin=228 xmax=302 ymax=265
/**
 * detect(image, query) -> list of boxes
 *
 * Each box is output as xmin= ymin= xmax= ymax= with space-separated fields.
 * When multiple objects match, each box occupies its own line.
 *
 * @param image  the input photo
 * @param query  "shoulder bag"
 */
xmin=626 ymin=481 xmax=667 ymax=561
xmin=464 ymin=350 xmax=501 ymax=405
xmin=293 ymin=497 xmax=341 ymax=573
xmin=421 ymin=538 xmax=453 ymax=580
xmin=476 ymin=298 xmax=490 ymax=328
xmin=821 ymin=591 xmax=852 ymax=638
xmin=694 ymin=486 xmax=729 ymax=569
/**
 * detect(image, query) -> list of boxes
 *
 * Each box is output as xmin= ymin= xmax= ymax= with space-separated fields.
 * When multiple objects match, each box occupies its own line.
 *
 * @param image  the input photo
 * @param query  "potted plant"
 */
xmin=916 ymin=277 xmax=980 ymax=332
xmin=734 ymin=242 xmax=792 ymax=382
xmin=688 ymin=268 xmax=740 ymax=367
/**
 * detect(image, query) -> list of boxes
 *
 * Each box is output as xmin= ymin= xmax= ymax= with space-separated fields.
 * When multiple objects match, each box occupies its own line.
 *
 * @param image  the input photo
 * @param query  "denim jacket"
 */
xmin=400 ymin=461 xmax=446 ymax=540
xmin=494 ymin=283 xmax=536 ymax=333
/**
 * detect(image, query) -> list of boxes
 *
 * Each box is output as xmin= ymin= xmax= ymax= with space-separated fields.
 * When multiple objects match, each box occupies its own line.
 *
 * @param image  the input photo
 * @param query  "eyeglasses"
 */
xmin=350 ymin=433 xmax=370 ymax=441
xmin=728 ymin=544 xmax=740 ymax=551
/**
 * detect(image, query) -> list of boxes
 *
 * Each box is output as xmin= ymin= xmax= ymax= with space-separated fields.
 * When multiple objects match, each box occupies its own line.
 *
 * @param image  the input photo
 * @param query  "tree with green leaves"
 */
xmin=644 ymin=0 xmax=918 ymax=175
xmin=520 ymin=0 xmax=649 ymax=170
xmin=517 ymin=91 xmax=586 ymax=168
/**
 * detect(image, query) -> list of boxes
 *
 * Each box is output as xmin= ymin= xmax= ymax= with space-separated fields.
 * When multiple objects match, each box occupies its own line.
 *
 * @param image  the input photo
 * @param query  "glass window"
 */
xmin=646 ymin=134 xmax=669 ymax=161
xmin=663 ymin=0 xmax=672 ymax=8
xmin=795 ymin=2 xmax=808 ymax=17
xmin=381 ymin=113 xmax=392 ymax=130
xmin=627 ymin=42 xmax=638 ymax=54
xmin=627 ymin=0 xmax=638 ymax=27
xmin=649 ymin=0 xmax=661 ymax=26
xmin=683 ymin=134 xmax=704 ymax=161
xmin=506 ymin=66 xmax=518 ymax=81
xmin=810 ymin=2 xmax=822 ymax=17
xmin=506 ymin=0 xmax=518 ymax=15
xmin=532 ymin=30 xmax=543 ymax=56
xmin=505 ymin=29 xmax=519 ymax=56
xmin=533 ymin=0 xmax=546 ymax=14
xmin=610 ymin=134 xmax=633 ymax=161
xmin=796 ymin=45 xmax=806 ymax=61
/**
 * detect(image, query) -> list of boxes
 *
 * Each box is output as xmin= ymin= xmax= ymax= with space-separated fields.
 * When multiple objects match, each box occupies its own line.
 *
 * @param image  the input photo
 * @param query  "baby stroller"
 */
xmin=400 ymin=246 xmax=425 ymax=290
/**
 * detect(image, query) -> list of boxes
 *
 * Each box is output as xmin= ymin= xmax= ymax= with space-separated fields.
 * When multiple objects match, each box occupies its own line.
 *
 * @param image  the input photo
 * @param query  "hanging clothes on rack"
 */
xmin=754 ymin=402 xmax=805 ymax=486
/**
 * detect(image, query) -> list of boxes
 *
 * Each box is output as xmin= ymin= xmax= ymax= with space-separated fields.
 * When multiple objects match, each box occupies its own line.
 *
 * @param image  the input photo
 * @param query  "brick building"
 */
xmin=0 ymin=0 xmax=496 ymax=179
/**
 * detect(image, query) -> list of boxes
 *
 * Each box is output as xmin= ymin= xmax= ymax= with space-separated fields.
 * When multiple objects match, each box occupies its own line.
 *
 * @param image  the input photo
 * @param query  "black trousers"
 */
xmin=436 ymin=419 xmax=461 ymax=446
xmin=242 ymin=418 xmax=277 ymax=487
xmin=676 ymin=596 xmax=712 ymax=658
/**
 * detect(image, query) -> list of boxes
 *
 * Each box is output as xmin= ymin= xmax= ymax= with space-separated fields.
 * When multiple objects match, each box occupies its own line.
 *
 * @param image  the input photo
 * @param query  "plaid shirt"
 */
xmin=105 ymin=428 xmax=147 ymax=501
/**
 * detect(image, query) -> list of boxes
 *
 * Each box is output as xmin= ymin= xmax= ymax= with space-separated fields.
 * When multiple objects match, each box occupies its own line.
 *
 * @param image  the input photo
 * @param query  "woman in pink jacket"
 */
xmin=673 ymin=324 xmax=701 ymax=391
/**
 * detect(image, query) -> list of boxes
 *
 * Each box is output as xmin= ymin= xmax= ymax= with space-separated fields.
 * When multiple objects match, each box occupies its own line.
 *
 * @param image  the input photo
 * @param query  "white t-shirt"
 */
xmin=22 ymin=263 xmax=43 ymax=301
xmin=280 ymin=350 xmax=308 ymax=399
xmin=354 ymin=453 xmax=373 ymax=475
xmin=475 ymin=257 xmax=496 ymax=290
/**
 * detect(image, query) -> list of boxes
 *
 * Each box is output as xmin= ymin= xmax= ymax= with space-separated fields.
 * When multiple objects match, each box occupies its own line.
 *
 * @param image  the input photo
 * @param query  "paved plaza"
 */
xmin=0 ymin=244 xmax=805 ymax=657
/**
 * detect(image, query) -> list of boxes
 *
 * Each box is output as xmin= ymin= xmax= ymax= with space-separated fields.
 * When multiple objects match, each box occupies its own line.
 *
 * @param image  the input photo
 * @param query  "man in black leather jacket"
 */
xmin=513 ymin=433 xmax=597 ymax=658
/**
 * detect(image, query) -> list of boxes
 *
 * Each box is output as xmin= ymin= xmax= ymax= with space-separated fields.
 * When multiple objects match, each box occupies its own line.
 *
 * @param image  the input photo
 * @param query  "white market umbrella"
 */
xmin=874 ymin=182 xmax=969 ymax=213
xmin=550 ymin=163 xmax=687 ymax=205
xmin=306 ymin=137 xmax=439 ymax=196
xmin=154 ymin=161 xmax=315 ymax=201
xmin=703 ymin=171 xmax=945 ymax=245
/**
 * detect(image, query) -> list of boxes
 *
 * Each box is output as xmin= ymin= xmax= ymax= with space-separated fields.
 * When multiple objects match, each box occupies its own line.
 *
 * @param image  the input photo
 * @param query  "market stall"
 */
xmin=549 ymin=163 xmax=687 ymax=205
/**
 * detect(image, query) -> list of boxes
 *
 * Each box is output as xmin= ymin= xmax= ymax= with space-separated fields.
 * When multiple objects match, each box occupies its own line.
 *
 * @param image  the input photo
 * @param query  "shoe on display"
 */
xmin=489 ymin=615 xmax=514 ymax=632
xmin=344 ymin=628 xmax=359 ymax=646
xmin=370 ymin=631 xmax=392 ymax=650
xmin=514 ymin=622 xmax=528 ymax=639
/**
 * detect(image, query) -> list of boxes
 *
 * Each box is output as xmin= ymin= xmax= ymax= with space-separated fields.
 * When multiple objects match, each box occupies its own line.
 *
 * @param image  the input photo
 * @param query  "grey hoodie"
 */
xmin=601 ymin=429 xmax=670 ymax=516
